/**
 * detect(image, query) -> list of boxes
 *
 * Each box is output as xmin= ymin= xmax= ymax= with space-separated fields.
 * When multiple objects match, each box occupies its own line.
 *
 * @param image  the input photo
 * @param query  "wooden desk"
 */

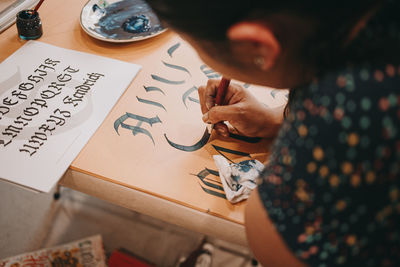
xmin=0 ymin=0 xmax=286 ymax=246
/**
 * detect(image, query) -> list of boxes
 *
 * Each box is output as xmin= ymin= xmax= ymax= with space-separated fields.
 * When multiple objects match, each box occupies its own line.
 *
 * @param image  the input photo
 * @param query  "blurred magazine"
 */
xmin=0 ymin=0 xmax=39 ymax=33
xmin=0 ymin=235 xmax=106 ymax=267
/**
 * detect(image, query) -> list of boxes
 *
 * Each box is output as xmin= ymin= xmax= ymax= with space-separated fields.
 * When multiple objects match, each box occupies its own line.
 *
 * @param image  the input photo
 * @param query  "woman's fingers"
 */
xmin=198 ymin=85 xmax=209 ymax=114
xmin=214 ymin=122 xmax=229 ymax=137
xmin=202 ymin=104 xmax=241 ymax=124
xmin=199 ymin=79 xmax=245 ymax=114
xmin=198 ymin=79 xmax=219 ymax=114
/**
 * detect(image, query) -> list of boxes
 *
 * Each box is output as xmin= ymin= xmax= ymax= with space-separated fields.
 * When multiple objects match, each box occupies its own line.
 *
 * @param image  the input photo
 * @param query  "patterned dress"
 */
xmin=258 ymin=62 xmax=400 ymax=266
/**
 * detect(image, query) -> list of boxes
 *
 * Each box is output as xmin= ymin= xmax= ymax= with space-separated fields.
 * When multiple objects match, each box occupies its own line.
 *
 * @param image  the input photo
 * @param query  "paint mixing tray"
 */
xmin=80 ymin=0 xmax=166 ymax=42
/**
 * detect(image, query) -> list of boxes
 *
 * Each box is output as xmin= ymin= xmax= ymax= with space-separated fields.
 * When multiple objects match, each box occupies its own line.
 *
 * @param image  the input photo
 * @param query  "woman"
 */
xmin=147 ymin=0 xmax=400 ymax=266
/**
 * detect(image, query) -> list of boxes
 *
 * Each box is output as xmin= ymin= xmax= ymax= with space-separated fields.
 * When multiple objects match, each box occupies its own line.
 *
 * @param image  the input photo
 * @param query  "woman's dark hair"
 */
xmin=148 ymin=0 xmax=400 ymax=71
xmin=147 ymin=0 xmax=400 ymax=117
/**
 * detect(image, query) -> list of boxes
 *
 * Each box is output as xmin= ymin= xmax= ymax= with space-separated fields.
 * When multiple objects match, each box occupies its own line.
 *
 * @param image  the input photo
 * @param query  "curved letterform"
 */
xmin=182 ymin=86 xmax=198 ymax=108
xmin=114 ymin=113 xmax=162 ymax=145
xmin=211 ymin=144 xmax=251 ymax=163
xmin=121 ymin=123 xmax=156 ymax=145
xmin=151 ymin=74 xmax=185 ymax=85
xmin=200 ymin=64 xmax=221 ymax=79
xmin=167 ymin=42 xmax=181 ymax=57
xmin=199 ymin=183 xmax=226 ymax=199
xmin=143 ymin=86 xmax=165 ymax=95
xmin=164 ymin=128 xmax=210 ymax=152
xmin=136 ymin=96 xmax=166 ymax=111
xmin=162 ymin=61 xmax=191 ymax=77
xmin=188 ymin=97 xmax=199 ymax=104
xmin=193 ymin=168 xmax=223 ymax=191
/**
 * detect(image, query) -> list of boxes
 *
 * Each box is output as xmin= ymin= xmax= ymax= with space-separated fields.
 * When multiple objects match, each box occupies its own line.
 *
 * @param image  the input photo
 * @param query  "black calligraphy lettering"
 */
xmin=0 ymin=139 xmax=10 ymax=146
xmin=64 ymin=66 xmax=79 ymax=73
xmin=192 ymin=168 xmax=226 ymax=199
xmin=29 ymin=132 xmax=47 ymax=146
xmin=19 ymin=144 xmax=39 ymax=156
xmin=31 ymin=98 xmax=48 ymax=109
xmin=41 ymin=87 xmax=61 ymax=99
xmin=73 ymin=84 xmax=90 ymax=100
xmin=34 ymin=68 xmax=48 ymax=77
xmin=194 ymin=168 xmax=224 ymax=191
xmin=18 ymin=82 xmax=34 ymax=91
xmin=114 ymin=113 xmax=162 ymax=145
xmin=63 ymin=96 xmax=78 ymax=107
xmin=48 ymin=115 xmax=66 ymax=126
xmin=57 ymin=73 xmax=72 ymax=83
xmin=83 ymin=79 xmax=95 ymax=86
xmin=23 ymin=106 xmax=39 ymax=117
xmin=0 ymin=106 xmax=10 ymax=118
xmin=164 ymin=128 xmax=210 ymax=152
xmin=44 ymin=58 xmax=60 ymax=66
xmin=48 ymin=81 xmax=65 ymax=91
xmin=2 ymin=125 xmax=22 ymax=138
xmin=54 ymin=108 xmax=71 ymax=118
xmin=27 ymin=75 xmax=44 ymax=83
xmin=14 ymin=115 xmax=31 ymax=127
xmin=211 ymin=144 xmax=251 ymax=163
xmin=11 ymin=90 xmax=27 ymax=100
xmin=3 ymin=97 xmax=18 ymax=106
xmin=87 ymin=72 xmax=104 ymax=81
xmin=39 ymin=123 xmax=56 ymax=135
xmin=136 ymin=97 xmax=166 ymax=111
xmin=38 ymin=63 xmax=55 ymax=71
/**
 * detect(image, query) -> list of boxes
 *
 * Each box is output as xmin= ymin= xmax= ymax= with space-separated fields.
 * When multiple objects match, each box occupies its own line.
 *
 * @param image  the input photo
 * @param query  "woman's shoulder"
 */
xmin=290 ymin=63 xmax=400 ymax=123
xmin=258 ymin=62 xmax=400 ymax=266
xmin=302 ymin=63 xmax=399 ymax=98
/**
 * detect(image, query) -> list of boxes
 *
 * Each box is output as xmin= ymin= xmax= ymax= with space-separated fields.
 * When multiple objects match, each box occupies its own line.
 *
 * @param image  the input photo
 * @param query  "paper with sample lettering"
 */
xmin=0 ymin=41 xmax=141 ymax=192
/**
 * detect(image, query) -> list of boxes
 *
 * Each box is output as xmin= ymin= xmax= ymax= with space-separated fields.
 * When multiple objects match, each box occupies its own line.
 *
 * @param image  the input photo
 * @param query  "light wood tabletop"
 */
xmin=0 ymin=0 xmax=287 ymax=246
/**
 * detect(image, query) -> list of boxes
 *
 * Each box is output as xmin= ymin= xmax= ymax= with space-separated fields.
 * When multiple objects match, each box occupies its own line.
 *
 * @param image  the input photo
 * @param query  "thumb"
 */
xmin=202 ymin=104 xmax=238 ymax=124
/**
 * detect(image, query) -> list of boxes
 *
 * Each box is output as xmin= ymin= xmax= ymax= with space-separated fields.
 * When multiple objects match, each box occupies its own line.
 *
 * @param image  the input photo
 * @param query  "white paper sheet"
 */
xmin=0 ymin=41 xmax=141 ymax=192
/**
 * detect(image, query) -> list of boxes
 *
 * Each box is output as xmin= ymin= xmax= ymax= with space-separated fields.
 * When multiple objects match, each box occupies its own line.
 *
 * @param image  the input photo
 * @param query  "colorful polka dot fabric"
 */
xmin=258 ymin=63 xmax=400 ymax=266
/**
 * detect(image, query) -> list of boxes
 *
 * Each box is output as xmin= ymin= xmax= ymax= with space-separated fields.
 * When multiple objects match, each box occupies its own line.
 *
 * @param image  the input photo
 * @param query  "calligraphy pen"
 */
xmin=27 ymin=0 xmax=44 ymax=18
xmin=208 ymin=77 xmax=231 ymax=135
xmin=26 ymin=0 xmax=45 ymax=18
xmin=34 ymin=0 xmax=45 ymax=12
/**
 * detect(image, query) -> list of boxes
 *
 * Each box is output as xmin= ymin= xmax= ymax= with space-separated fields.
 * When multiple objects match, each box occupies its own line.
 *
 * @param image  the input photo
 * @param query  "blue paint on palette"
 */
xmin=93 ymin=0 xmax=164 ymax=40
xmin=92 ymin=4 xmax=105 ymax=13
xmin=122 ymin=15 xmax=150 ymax=33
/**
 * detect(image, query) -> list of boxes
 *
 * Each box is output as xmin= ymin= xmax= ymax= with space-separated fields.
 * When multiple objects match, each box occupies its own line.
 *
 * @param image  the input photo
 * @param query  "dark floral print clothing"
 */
xmin=258 ymin=63 xmax=400 ymax=266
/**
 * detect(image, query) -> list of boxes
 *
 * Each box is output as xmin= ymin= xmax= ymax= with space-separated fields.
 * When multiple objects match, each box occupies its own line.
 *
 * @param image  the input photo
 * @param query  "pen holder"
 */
xmin=16 ymin=10 xmax=43 ymax=40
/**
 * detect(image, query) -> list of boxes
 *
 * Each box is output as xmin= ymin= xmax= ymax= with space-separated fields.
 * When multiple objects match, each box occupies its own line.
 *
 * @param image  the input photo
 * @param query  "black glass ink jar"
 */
xmin=16 ymin=10 xmax=43 ymax=40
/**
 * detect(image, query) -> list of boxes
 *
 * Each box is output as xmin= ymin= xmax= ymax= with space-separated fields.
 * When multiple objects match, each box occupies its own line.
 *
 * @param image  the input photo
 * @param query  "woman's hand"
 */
xmin=198 ymin=79 xmax=284 ymax=138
